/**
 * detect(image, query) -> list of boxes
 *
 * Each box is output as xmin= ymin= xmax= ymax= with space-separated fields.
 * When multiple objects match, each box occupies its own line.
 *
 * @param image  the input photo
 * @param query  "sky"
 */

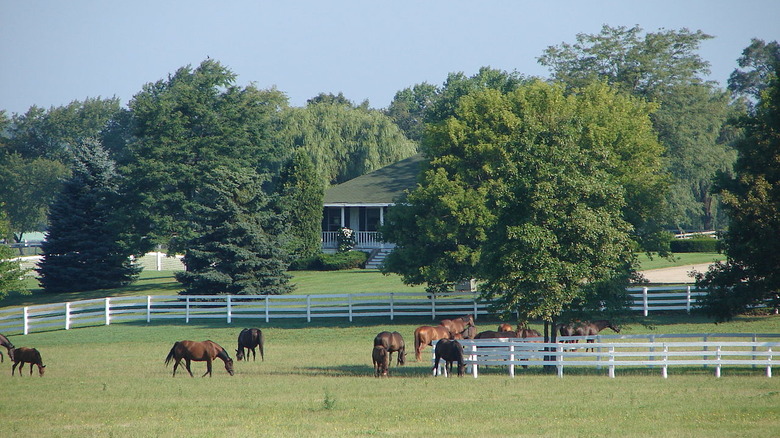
xmin=1 ymin=1 xmax=778 ymax=115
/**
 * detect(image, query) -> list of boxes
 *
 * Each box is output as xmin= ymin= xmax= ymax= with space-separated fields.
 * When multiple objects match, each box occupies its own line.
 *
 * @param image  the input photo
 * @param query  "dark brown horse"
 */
xmin=11 ymin=347 xmax=45 ymax=377
xmin=517 ymin=327 xmax=542 ymax=339
xmin=474 ymin=330 xmax=516 ymax=339
xmin=235 ymin=328 xmax=264 ymax=361
xmin=0 ymin=332 xmax=14 ymax=363
xmin=373 ymin=331 xmax=406 ymax=366
xmin=453 ymin=325 xmax=477 ymax=340
xmin=414 ymin=325 xmax=452 ymax=361
xmin=372 ymin=345 xmax=389 ymax=377
xmin=432 ymin=339 xmax=465 ymax=377
xmin=165 ymin=340 xmax=234 ymax=377
xmin=577 ymin=320 xmax=620 ymax=351
xmin=439 ymin=314 xmax=475 ymax=337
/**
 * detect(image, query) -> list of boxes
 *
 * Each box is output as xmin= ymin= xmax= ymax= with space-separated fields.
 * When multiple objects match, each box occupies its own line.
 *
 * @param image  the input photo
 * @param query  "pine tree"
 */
xmin=0 ymin=209 xmax=28 ymax=299
xmin=175 ymin=167 xmax=293 ymax=296
xmin=37 ymin=138 xmax=140 ymax=293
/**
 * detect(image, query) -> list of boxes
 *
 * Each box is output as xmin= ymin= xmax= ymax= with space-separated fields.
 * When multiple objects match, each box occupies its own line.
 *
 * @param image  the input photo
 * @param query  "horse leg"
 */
xmin=432 ymin=357 xmax=440 ymax=376
xmin=250 ymin=347 xmax=256 ymax=361
xmin=12 ymin=361 xmax=18 ymax=376
xmin=203 ymin=358 xmax=212 ymax=377
xmin=185 ymin=359 xmax=194 ymax=377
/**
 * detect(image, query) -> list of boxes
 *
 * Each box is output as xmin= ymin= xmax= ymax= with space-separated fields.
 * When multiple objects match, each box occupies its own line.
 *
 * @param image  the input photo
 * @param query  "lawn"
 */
xmin=1 ymin=314 xmax=779 ymax=437
xmin=636 ymin=252 xmax=724 ymax=271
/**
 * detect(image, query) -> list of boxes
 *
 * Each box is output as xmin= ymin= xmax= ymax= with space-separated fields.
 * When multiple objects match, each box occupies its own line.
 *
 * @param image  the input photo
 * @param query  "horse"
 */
xmin=432 ymin=339 xmax=465 ymax=377
xmin=517 ymin=327 xmax=542 ymax=339
xmin=164 ymin=340 xmax=234 ymax=377
xmin=454 ymin=325 xmax=477 ymax=340
xmin=372 ymin=345 xmax=389 ymax=377
xmin=557 ymin=322 xmax=578 ymax=344
xmin=236 ymin=328 xmax=264 ymax=361
xmin=577 ymin=320 xmax=620 ymax=351
xmin=474 ymin=330 xmax=517 ymax=339
xmin=11 ymin=347 xmax=45 ymax=377
xmin=497 ymin=323 xmax=513 ymax=332
xmin=373 ymin=331 xmax=406 ymax=366
xmin=0 ymin=332 xmax=14 ymax=363
xmin=414 ymin=325 xmax=452 ymax=361
xmin=439 ymin=314 xmax=475 ymax=337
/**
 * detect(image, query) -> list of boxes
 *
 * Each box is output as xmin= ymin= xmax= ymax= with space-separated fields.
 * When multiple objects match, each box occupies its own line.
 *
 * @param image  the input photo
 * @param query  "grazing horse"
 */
xmin=454 ymin=325 xmax=477 ymax=340
xmin=578 ymin=320 xmax=620 ymax=351
xmin=372 ymin=345 xmax=389 ymax=377
xmin=439 ymin=314 xmax=475 ymax=338
xmin=11 ymin=347 xmax=45 ymax=377
xmin=373 ymin=331 xmax=406 ymax=366
xmin=414 ymin=325 xmax=452 ymax=361
xmin=0 ymin=332 xmax=14 ymax=363
xmin=236 ymin=328 xmax=264 ymax=361
xmin=432 ymin=339 xmax=465 ymax=377
xmin=165 ymin=340 xmax=234 ymax=377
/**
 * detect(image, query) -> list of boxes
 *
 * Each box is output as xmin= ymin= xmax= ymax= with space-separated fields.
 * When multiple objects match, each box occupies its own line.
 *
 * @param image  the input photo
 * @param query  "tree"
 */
xmin=0 ymin=209 xmax=28 ymax=300
xmin=696 ymin=65 xmax=780 ymax=321
xmin=274 ymin=101 xmax=417 ymax=186
xmin=383 ymin=81 xmax=664 ymax=325
xmin=122 ymin=59 xmax=289 ymax=254
xmin=384 ymin=82 xmax=439 ymax=142
xmin=36 ymin=138 xmax=140 ymax=293
xmin=175 ymin=166 xmax=292 ymax=296
xmin=278 ymin=149 xmax=324 ymax=260
xmin=0 ymin=153 xmax=69 ymax=242
xmin=728 ymin=39 xmax=780 ymax=107
xmin=539 ymin=24 xmax=736 ymax=233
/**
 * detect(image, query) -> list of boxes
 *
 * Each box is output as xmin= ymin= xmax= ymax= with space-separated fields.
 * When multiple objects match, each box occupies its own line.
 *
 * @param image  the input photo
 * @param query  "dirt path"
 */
xmin=638 ymin=263 xmax=719 ymax=284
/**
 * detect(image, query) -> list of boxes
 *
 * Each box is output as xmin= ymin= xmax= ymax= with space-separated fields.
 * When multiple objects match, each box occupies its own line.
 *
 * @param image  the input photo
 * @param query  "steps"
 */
xmin=364 ymin=248 xmax=393 ymax=270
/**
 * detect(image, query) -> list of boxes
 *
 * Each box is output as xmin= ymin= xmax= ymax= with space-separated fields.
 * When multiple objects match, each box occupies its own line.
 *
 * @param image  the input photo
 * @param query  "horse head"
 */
xmin=235 ymin=349 xmax=245 ymax=361
xmin=607 ymin=321 xmax=621 ymax=333
xmin=224 ymin=358 xmax=235 ymax=376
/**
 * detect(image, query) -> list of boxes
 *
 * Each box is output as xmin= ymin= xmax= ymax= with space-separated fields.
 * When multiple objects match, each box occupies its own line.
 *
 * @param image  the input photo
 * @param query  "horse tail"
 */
xmin=258 ymin=331 xmax=265 ymax=361
xmin=414 ymin=327 xmax=422 ymax=361
xmin=164 ymin=342 xmax=178 ymax=366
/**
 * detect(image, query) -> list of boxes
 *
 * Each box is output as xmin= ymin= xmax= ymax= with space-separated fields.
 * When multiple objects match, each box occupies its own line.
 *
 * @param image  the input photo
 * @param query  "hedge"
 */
xmin=669 ymin=237 xmax=721 ymax=253
xmin=288 ymin=251 xmax=369 ymax=271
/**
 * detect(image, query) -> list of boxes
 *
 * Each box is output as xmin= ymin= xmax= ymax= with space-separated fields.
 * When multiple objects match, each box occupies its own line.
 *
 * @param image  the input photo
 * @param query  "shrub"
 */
xmin=669 ymin=237 xmax=721 ymax=253
xmin=288 ymin=251 xmax=369 ymax=271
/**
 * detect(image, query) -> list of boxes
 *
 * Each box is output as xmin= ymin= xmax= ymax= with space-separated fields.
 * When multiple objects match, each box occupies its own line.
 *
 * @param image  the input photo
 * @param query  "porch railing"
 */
xmin=321 ymin=231 xmax=385 ymax=248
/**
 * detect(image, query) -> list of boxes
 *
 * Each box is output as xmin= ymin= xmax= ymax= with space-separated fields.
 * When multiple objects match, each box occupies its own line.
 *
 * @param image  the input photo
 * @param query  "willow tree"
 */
xmin=383 ymin=81 xmax=665 ymax=331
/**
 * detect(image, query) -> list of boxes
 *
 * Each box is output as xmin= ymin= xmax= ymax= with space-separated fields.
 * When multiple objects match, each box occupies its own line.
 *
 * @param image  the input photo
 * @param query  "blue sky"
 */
xmin=1 ymin=1 xmax=778 ymax=115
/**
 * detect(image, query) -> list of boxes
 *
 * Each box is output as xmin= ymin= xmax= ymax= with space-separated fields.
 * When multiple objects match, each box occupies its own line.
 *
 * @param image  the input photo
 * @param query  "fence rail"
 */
xmin=0 ymin=286 xmax=730 ymax=336
xmin=439 ymin=334 xmax=780 ymax=379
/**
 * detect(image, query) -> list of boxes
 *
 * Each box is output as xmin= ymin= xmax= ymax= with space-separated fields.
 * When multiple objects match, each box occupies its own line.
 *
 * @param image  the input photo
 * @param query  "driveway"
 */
xmin=638 ymin=263 xmax=719 ymax=284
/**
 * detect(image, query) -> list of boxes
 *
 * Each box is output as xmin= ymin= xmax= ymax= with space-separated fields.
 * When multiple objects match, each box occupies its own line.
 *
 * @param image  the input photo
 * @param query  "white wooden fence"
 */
xmin=0 ymin=286 xmax=741 ymax=336
xmin=433 ymin=333 xmax=780 ymax=378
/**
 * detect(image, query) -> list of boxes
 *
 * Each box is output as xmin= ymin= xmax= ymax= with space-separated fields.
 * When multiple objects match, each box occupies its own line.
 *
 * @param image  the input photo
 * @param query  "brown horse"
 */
xmin=474 ymin=330 xmax=516 ymax=339
xmin=432 ymin=339 xmax=465 ymax=377
xmin=236 ymin=328 xmax=264 ymax=361
xmin=373 ymin=331 xmax=406 ymax=366
xmin=414 ymin=325 xmax=452 ymax=361
xmin=497 ymin=323 xmax=513 ymax=332
xmin=164 ymin=340 xmax=234 ymax=377
xmin=517 ymin=327 xmax=542 ymax=339
xmin=577 ymin=320 xmax=620 ymax=351
xmin=11 ymin=347 xmax=45 ymax=377
xmin=372 ymin=345 xmax=389 ymax=377
xmin=439 ymin=314 xmax=475 ymax=337
xmin=0 ymin=332 xmax=14 ymax=363
xmin=454 ymin=325 xmax=477 ymax=340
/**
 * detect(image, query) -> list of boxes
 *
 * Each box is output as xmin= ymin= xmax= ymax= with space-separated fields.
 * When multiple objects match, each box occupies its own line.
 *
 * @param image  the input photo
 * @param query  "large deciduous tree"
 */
xmin=382 ymin=81 xmax=665 ymax=325
xmin=539 ymin=25 xmax=735 ymax=233
xmin=122 ymin=59 xmax=289 ymax=254
xmin=728 ymin=38 xmax=780 ymax=107
xmin=175 ymin=166 xmax=292 ymax=296
xmin=696 ymin=65 xmax=780 ymax=320
xmin=36 ymin=138 xmax=140 ymax=293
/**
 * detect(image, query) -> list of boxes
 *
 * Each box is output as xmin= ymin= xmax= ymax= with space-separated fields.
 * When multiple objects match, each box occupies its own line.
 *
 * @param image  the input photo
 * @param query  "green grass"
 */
xmin=636 ymin=252 xmax=724 ymax=271
xmin=1 ymin=315 xmax=779 ymax=437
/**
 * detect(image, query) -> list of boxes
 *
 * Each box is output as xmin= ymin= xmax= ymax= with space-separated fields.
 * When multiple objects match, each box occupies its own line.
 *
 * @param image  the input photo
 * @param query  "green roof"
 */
xmin=323 ymin=154 xmax=424 ymax=205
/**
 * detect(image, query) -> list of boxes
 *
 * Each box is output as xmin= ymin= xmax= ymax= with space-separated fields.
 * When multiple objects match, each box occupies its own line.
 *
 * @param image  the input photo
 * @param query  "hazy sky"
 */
xmin=2 ymin=1 xmax=778 ymax=115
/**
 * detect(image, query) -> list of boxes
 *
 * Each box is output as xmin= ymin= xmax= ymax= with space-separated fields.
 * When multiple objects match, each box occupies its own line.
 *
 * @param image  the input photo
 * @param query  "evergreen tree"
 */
xmin=37 ymin=138 xmax=139 ymax=293
xmin=278 ymin=149 xmax=324 ymax=260
xmin=0 ymin=208 xmax=28 ymax=300
xmin=175 ymin=166 xmax=292 ymax=296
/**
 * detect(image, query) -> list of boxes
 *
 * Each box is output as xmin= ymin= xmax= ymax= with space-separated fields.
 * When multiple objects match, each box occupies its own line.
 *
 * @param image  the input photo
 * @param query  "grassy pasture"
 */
xmin=1 ymin=315 xmax=779 ymax=437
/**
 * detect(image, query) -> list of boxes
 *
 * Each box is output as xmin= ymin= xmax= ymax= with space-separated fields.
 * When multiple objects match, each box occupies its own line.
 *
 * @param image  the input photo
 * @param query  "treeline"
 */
xmin=0 ymin=26 xmax=777 ymax=302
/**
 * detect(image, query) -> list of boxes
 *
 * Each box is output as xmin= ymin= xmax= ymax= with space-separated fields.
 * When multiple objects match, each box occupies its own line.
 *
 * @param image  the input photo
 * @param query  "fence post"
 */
xmin=227 ymin=296 xmax=232 ymax=324
xmin=686 ymin=286 xmax=692 ymax=313
xmin=662 ymin=345 xmax=669 ymax=378
xmin=23 ymin=306 xmax=29 ymax=335
xmin=471 ymin=344 xmax=478 ymax=378
xmin=156 ymin=251 xmax=162 ymax=271
xmin=557 ymin=344 xmax=564 ymax=378
xmin=348 ymin=294 xmax=353 ymax=322
xmin=643 ymin=287 xmax=649 ymax=317
xmin=431 ymin=295 xmax=436 ymax=320
xmin=186 ymin=297 xmax=191 ymax=323
xmin=147 ymin=296 xmax=152 ymax=323
xmin=767 ymin=347 xmax=773 ymax=378
xmin=390 ymin=293 xmax=394 ymax=321
xmin=509 ymin=344 xmax=515 ymax=378
xmin=104 ymin=298 xmax=111 ymax=326
xmin=307 ymin=295 xmax=311 ymax=323
xmin=265 ymin=296 xmax=270 ymax=323
xmin=608 ymin=346 xmax=616 ymax=378
xmin=473 ymin=293 xmax=478 ymax=319
xmin=65 ymin=302 xmax=71 ymax=330
xmin=715 ymin=345 xmax=722 ymax=378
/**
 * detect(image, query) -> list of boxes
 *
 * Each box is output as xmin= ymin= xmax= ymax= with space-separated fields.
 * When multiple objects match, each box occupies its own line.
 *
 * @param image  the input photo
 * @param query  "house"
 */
xmin=321 ymin=154 xmax=423 ymax=264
